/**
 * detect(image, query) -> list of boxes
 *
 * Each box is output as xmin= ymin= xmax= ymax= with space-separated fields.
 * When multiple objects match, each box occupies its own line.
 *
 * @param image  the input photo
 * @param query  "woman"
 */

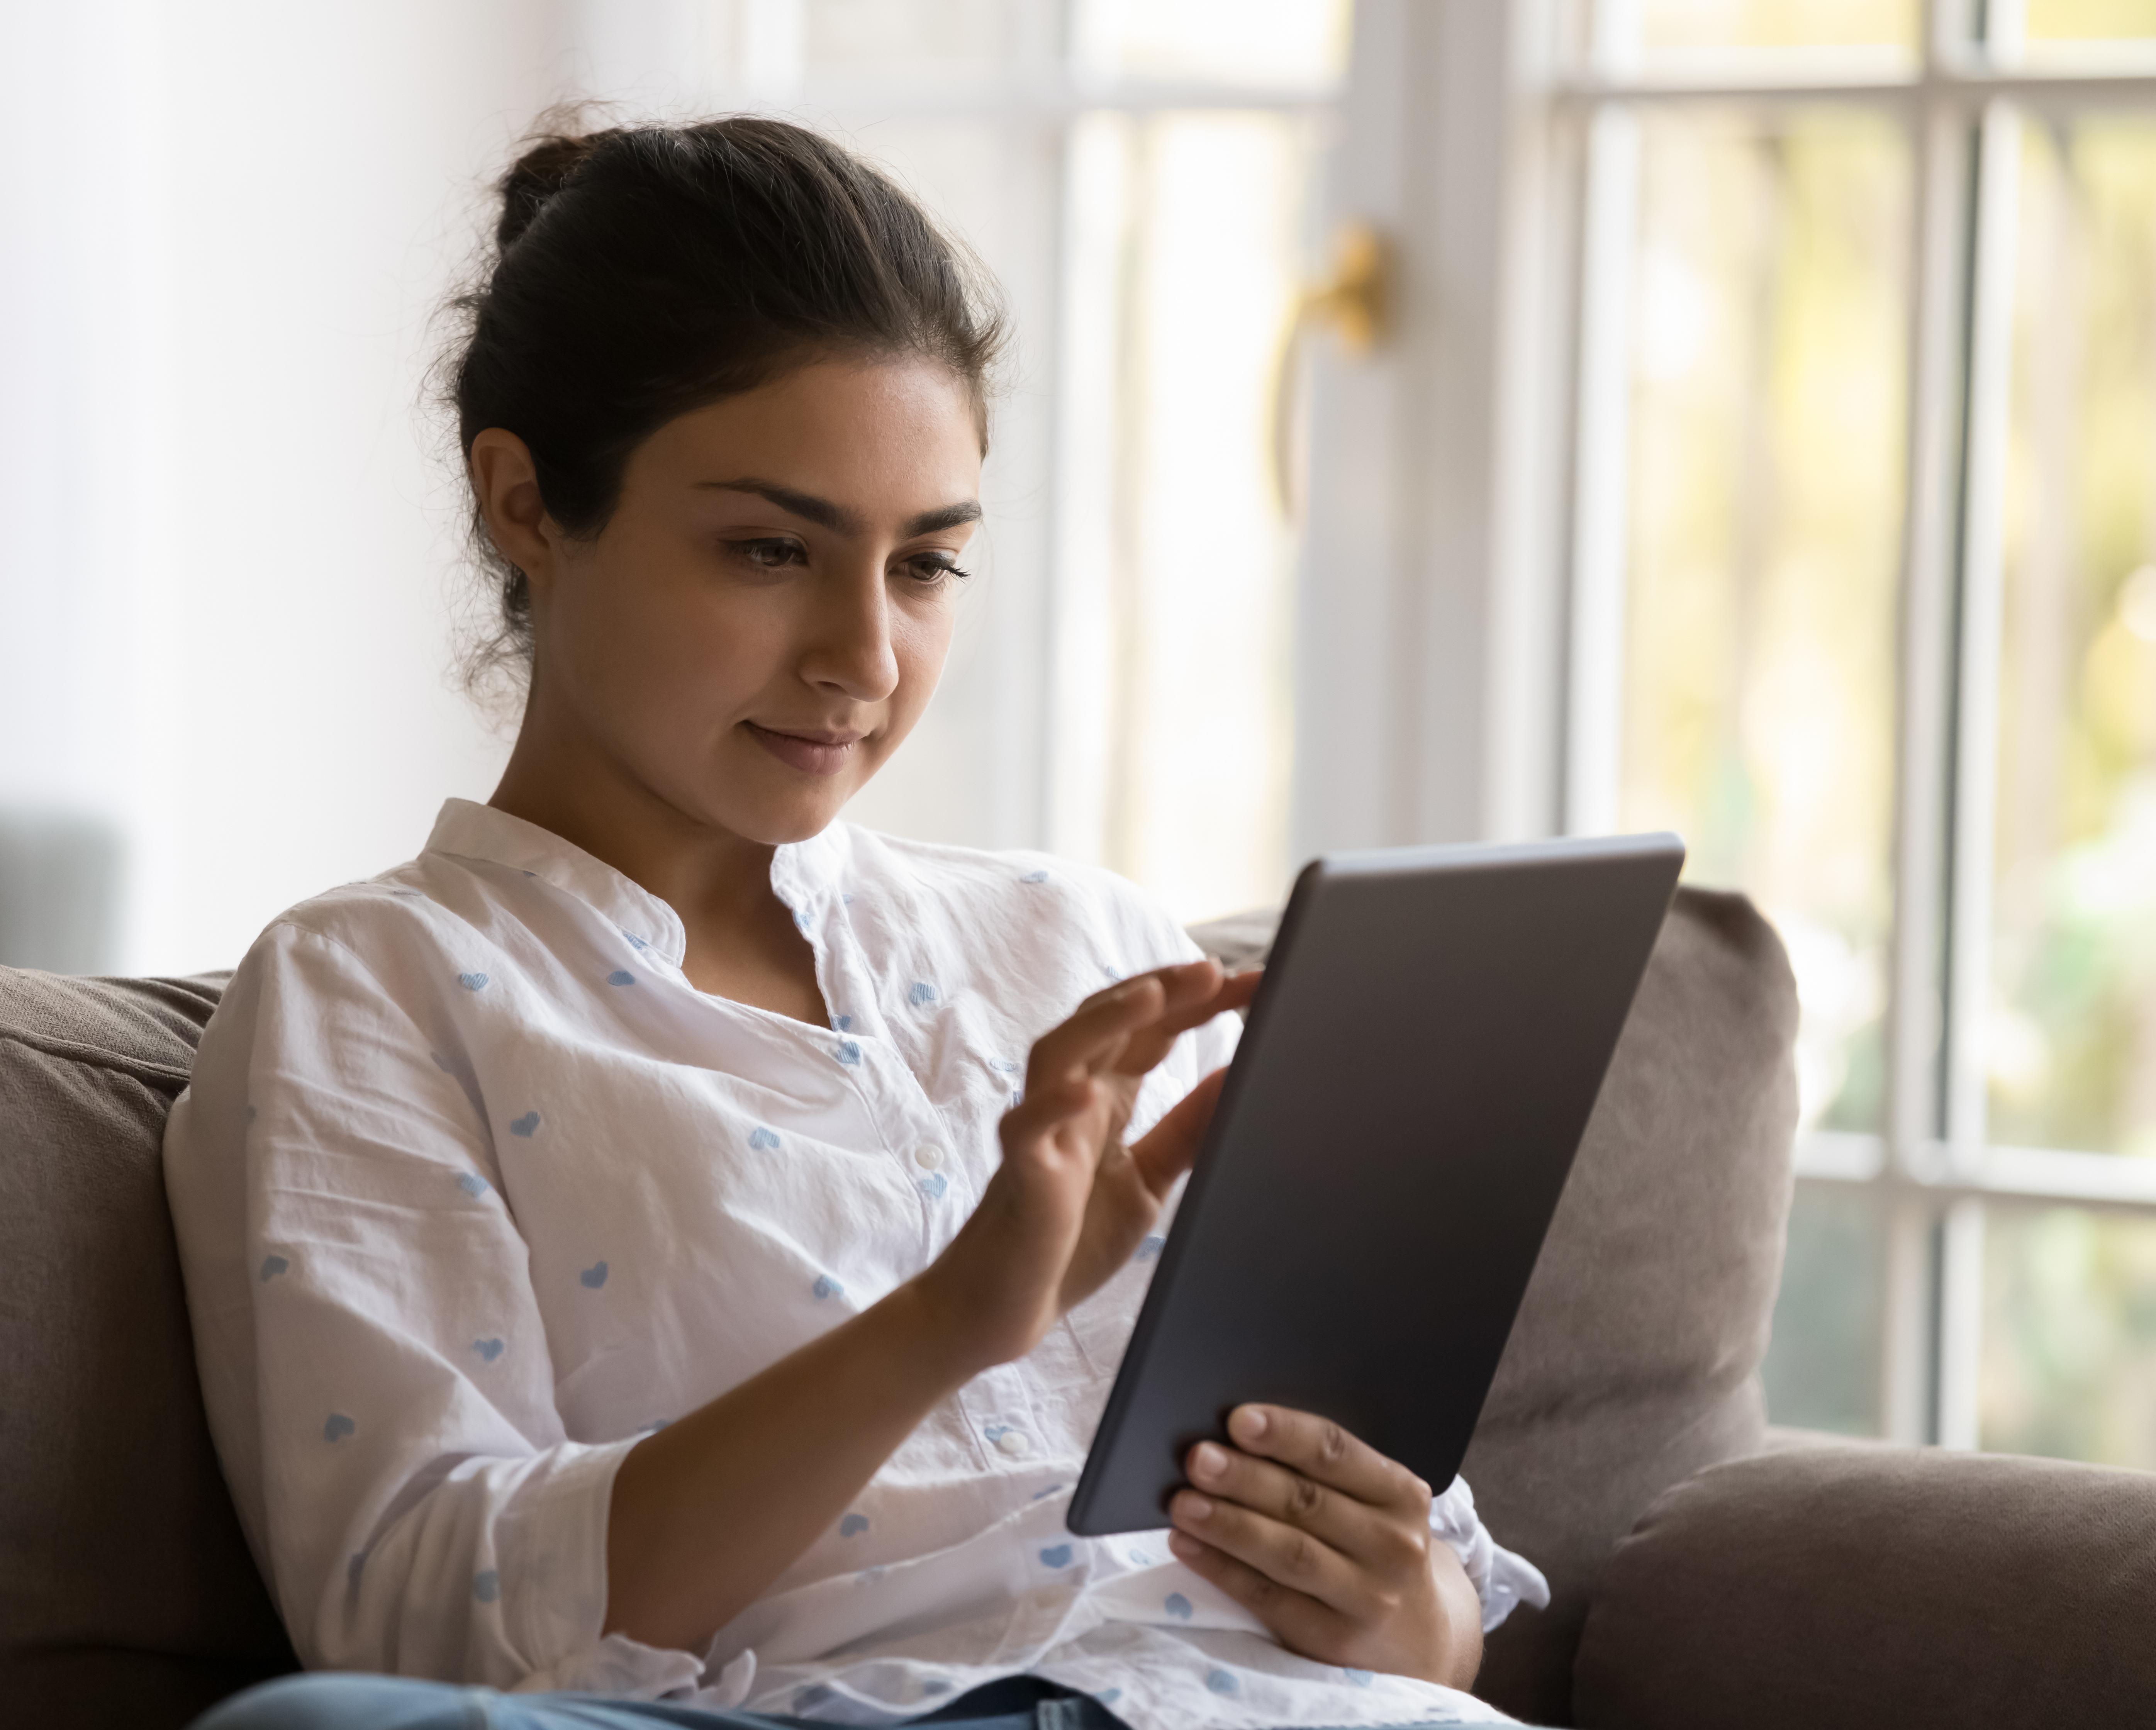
xmin=167 ymin=117 xmax=1545 ymax=1730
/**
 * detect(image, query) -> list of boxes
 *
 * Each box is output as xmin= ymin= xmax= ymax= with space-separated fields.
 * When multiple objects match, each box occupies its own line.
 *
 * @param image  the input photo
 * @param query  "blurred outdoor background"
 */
xmin=2 ymin=1 xmax=2153 ymax=1471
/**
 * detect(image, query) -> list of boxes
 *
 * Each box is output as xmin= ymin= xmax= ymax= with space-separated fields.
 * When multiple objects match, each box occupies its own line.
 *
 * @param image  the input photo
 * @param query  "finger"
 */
xmin=1104 ymin=961 xmax=1258 ymax=1076
xmin=1223 ymin=1407 xmax=1431 ymax=1515
xmin=1127 ymin=1065 xmax=1228 ymax=1197
xmin=1166 ymin=1488 xmax=1377 ymax=1623
xmin=1162 ymin=1528 xmax=1353 ymax=1659
xmin=1025 ymin=975 xmax=1168 ymax=1091
xmin=1184 ymin=1438 xmax=1429 ymax=1579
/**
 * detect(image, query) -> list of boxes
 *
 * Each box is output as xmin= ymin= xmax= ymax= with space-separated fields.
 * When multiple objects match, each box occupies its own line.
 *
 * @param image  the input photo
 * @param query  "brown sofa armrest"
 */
xmin=1570 ymin=1442 xmax=2156 ymax=1730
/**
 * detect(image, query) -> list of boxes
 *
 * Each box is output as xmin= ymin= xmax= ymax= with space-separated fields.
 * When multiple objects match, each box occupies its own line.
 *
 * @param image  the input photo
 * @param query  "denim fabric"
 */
xmin=189 ymin=1670 xmax=1515 ymax=1730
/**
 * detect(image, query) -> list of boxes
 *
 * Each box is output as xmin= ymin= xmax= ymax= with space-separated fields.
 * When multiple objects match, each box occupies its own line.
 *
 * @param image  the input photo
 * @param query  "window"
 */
xmin=1548 ymin=0 xmax=2156 ymax=1459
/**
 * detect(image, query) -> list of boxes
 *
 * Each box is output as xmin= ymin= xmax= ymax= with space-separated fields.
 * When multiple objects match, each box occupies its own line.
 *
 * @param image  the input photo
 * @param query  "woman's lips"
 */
xmin=744 ymin=721 xmax=863 ymax=777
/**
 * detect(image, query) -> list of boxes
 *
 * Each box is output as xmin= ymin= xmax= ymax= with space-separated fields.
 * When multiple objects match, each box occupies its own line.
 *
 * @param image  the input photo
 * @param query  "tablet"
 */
xmin=1066 ymin=831 xmax=1684 ymax=1536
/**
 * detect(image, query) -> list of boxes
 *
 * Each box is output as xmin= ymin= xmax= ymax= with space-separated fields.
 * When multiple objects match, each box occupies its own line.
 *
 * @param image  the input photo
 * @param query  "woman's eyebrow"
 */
xmin=694 ymin=477 xmax=980 ymax=539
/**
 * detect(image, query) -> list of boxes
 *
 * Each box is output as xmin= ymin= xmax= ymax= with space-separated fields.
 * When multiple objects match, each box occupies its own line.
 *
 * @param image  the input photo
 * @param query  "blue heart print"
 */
xmin=1038 ymin=1543 xmax=1073 ymax=1569
xmin=1134 ymin=1235 xmax=1165 ymax=1263
xmin=1342 ymin=1669 xmax=1374 ymax=1687
xmin=794 ymin=906 xmax=812 ymax=930
xmin=473 ymin=1569 xmax=500 ymax=1603
xmin=1030 ymin=1483 xmax=1066 ymax=1501
xmin=989 ymin=1058 xmax=1022 ymax=1074
xmin=748 ymin=1126 xmax=781 ymax=1152
xmin=982 ymin=1424 xmax=1011 ymax=1441
xmin=458 ymin=972 xmax=489 ymax=991
xmin=813 ymin=1274 xmax=845 ymax=1300
xmin=580 ymin=1261 xmax=609 ymax=1289
xmin=509 ymin=1111 xmax=540 ymax=1137
xmin=1094 ymin=1691 xmax=1121 ymax=1708
xmin=1022 ymin=869 xmax=1049 ymax=884
xmin=839 ymin=1513 xmax=870 ymax=1537
xmin=474 ymin=1338 xmax=505 ymax=1362
xmin=833 ymin=1039 xmax=862 ymax=1067
xmin=258 ymin=1254 xmax=289 ymax=1281
xmin=324 ymin=1413 xmax=356 ymax=1442
xmin=606 ymin=970 xmax=636 ymax=987
xmin=457 ymin=1172 xmax=490 ymax=1197
xmin=832 ymin=1014 xmax=853 ymax=1032
xmin=908 ymin=980 xmax=937 ymax=1006
xmin=623 ymin=931 xmax=648 ymax=950
xmin=1206 ymin=1670 xmax=1239 ymax=1696
xmin=1164 ymin=1591 xmax=1193 ymax=1620
xmin=918 ymin=1172 xmax=948 ymax=1201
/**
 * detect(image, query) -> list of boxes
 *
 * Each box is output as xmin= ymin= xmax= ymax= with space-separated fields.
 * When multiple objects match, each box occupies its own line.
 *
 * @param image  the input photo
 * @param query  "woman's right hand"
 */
xmin=914 ymin=958 xmax=1260 ymax=1370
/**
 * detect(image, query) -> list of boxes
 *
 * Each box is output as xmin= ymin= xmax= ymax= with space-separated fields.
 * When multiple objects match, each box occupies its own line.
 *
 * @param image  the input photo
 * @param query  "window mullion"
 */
xmin=1881 ymin=78 xmax=1977 ymax=1443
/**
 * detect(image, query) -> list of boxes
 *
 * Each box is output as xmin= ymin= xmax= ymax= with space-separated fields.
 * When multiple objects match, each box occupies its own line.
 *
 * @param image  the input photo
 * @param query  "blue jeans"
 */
xmin=190 ymin=1671 xmax=1517 ymax=1730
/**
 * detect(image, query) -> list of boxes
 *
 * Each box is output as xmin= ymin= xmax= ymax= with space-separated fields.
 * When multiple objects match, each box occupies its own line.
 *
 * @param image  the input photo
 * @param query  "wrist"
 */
xmin=887 ymin=1267 xmax=1003 ymax=1385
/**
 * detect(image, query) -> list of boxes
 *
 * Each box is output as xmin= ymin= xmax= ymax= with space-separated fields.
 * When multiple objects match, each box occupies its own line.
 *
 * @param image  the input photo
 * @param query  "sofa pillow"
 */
xmin=1189 ymin=885 xmax=1799 ymax=1726
xmin=0 ymin=967 xmax=295 ymax=1730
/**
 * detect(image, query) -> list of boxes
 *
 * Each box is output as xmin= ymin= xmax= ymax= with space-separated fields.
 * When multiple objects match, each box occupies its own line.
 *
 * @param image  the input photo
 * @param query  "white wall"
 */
xmin=3 ymin=3 xmax=573 ymax=973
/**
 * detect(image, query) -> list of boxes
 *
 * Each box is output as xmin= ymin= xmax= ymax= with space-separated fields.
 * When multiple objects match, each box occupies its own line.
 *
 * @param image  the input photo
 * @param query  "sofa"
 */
xmin=4 ymin=886 xmax=2153 ymax=1728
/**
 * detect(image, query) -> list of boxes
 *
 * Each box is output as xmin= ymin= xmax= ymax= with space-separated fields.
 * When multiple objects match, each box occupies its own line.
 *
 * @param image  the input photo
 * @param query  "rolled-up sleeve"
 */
xmin=164 ymin=920 xmax=702 ymax=1694
xmin=1429 ymin=1474 xmax=1549 ymax=1632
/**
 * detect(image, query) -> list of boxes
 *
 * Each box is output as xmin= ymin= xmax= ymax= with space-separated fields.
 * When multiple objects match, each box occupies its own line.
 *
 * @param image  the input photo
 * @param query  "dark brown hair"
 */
xmin=446 ymin=113 xmax=1006 ymax=687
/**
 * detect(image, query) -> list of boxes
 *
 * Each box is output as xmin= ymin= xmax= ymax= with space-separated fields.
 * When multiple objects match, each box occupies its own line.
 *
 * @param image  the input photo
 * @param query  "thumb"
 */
xmin=1128 ymin=1065 xmax=1230 ymax=1199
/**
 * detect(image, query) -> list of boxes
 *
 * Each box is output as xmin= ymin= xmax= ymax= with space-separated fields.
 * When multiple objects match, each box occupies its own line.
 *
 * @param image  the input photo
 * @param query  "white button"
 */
xmin=913 ymin=1143 xmax=946 ymax=1171
xmin=995 ymin=1430 xmax=1033 ymax=1458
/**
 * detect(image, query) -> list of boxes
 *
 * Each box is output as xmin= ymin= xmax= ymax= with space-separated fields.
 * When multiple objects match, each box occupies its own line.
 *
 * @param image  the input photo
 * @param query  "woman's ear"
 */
xmin=468 ymin=428 xmax=558 ymax=594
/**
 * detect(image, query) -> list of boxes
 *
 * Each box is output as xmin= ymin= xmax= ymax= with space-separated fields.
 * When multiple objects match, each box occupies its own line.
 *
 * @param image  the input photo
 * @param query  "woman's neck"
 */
xmin=489 ymin=712 xmax=830 ymax=1025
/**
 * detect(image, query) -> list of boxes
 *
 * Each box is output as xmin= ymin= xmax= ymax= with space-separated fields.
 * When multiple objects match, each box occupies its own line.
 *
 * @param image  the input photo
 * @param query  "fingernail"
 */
xmin=1230 ymin=1406 xmax=1267 ymax=1440
xmin=1169 ymin=1530 xmax=1201 ymax=1557
xmin=1191 ymin=1442 xmax=1226 ymax=1479
xmin=1176 ymin=1494 xmax=1213 ymax=1523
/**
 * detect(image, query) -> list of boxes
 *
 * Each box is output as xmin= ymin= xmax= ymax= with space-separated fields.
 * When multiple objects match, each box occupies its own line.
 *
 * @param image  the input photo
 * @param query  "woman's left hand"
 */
xmin=1166 ymin=1404 xmax=1484 ymax=1691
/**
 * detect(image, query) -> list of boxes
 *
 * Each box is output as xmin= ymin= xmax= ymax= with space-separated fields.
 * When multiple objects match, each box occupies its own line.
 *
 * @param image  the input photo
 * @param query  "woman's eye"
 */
xmin=902 ymin=553 xmax=970 ymax=587
xmin=732 ymin=538 xmax=807 ymax=570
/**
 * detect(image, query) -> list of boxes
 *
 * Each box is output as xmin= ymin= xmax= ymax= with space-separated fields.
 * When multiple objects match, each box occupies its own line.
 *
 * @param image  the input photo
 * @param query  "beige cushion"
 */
xmin=0 ymin=968 xmax=295 ymax=1730
xmin=1191 ymin=885 xmax=1799 ymax=1725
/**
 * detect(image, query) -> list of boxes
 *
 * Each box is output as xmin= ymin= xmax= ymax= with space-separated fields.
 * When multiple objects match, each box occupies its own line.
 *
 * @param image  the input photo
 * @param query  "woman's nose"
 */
xmin=800 ymin=565 xmax=901 ymax=702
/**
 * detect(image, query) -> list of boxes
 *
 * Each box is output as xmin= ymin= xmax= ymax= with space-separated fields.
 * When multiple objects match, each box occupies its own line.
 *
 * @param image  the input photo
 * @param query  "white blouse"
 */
xmin=163 ymin=799 xmax=1545 ymax=1730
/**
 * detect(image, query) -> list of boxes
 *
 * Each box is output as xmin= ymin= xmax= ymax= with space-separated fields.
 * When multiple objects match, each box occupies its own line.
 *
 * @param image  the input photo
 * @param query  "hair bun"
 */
xmin=496 ymin=129 xmax=604 ymax=251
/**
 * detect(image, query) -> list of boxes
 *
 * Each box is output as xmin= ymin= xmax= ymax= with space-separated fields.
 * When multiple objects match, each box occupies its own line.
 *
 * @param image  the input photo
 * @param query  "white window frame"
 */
xmin=1301 ymin=0 xmax=2156 ymax=1448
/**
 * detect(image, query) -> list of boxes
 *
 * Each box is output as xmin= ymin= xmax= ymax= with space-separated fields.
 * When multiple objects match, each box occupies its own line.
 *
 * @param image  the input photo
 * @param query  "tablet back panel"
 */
xmin=1067 ymin=833 xmax=1684 ymax=1536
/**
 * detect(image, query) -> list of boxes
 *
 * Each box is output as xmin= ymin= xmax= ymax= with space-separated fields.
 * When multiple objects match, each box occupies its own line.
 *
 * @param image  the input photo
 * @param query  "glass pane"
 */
xmin=1990 ymin=115 xmax=2156 ymax=1159
xmin=2026 ymin=0 xmax=2156 ymax=45
xmin=1617 ymin=109 xmax=1910 ymax=1134
xmin=1073 ymin=0 xmax=1349 ymax=87
xmin=1051 ymin=110 xmax=1313 ymax=922
xmin=1635 ymin=0 xmax=1918 ymax=51
xmin=1762 ymin=1184 xmax=1884 ymax=1434
xmin=1983 ymin=1206 xmax=2156 ymax=1466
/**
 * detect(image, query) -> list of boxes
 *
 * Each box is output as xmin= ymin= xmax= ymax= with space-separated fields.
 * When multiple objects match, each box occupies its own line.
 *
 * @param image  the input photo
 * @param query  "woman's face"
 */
xmin=492 ymin=356 xmax=984 ymax=846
